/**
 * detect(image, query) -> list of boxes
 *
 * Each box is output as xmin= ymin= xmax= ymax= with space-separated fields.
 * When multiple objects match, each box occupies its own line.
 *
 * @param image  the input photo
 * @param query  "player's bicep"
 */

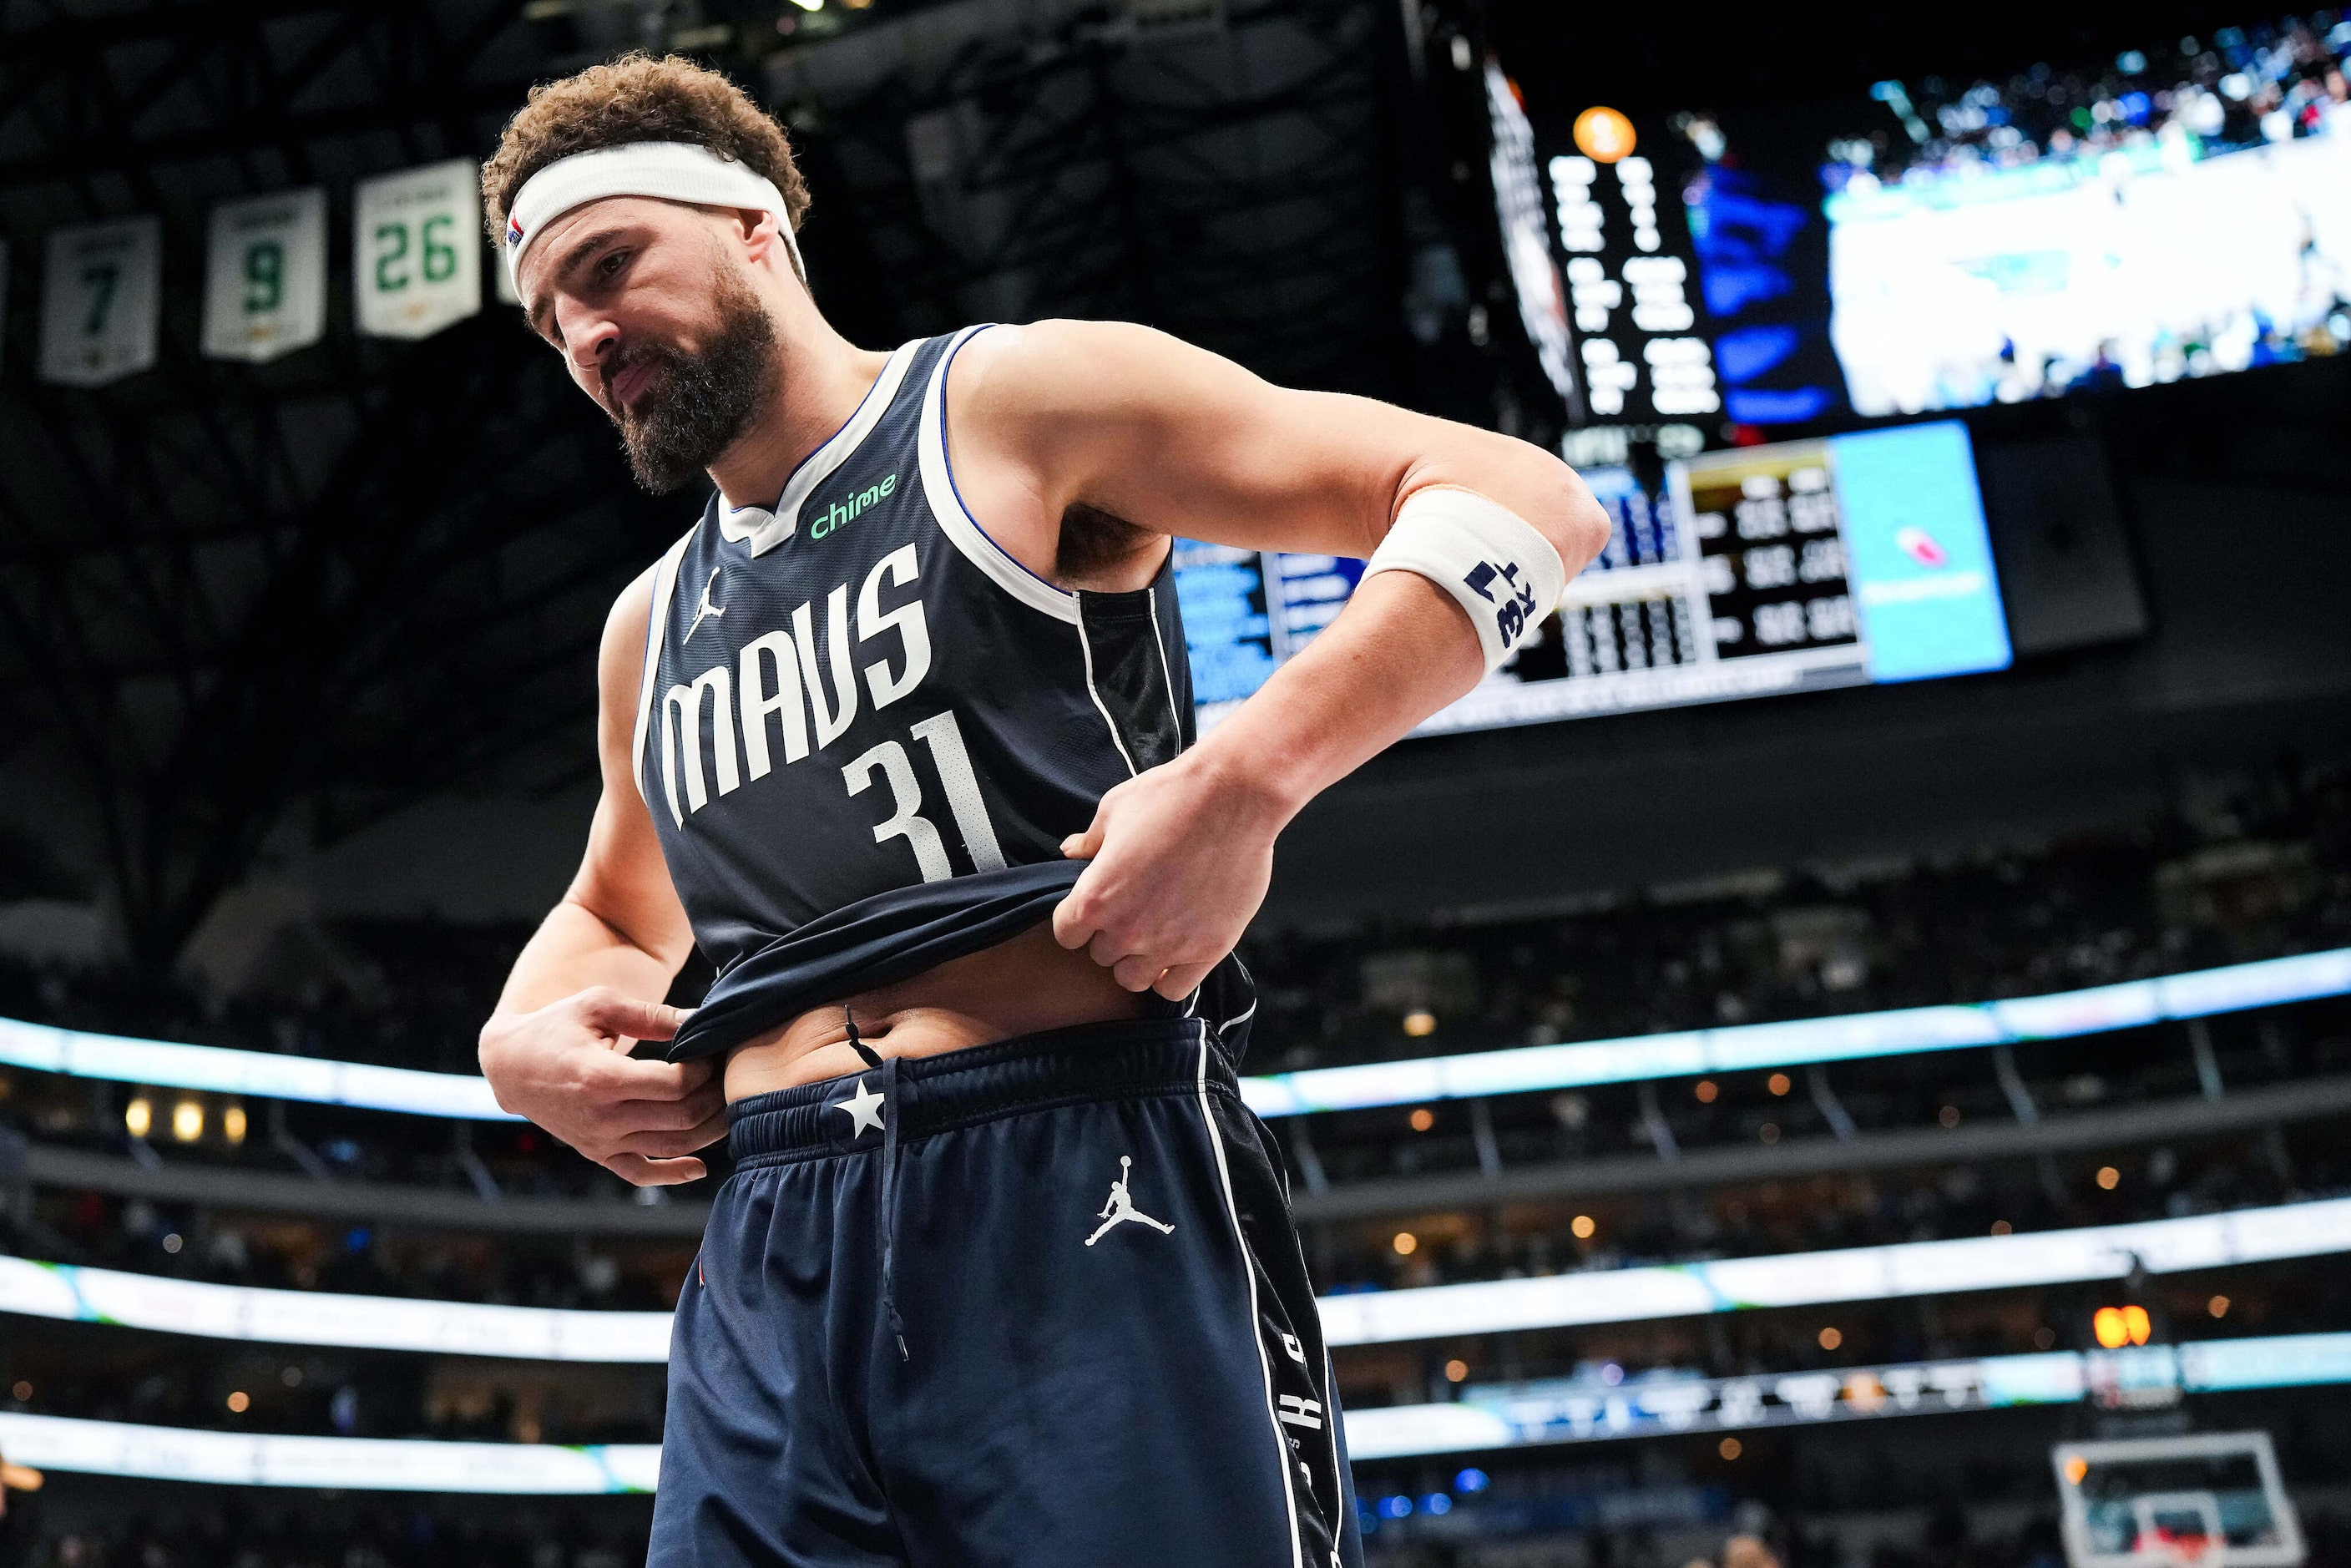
xmin=997 ymin=321 xmax=1572 ymax=561
xmin=993 ymin=322 xmax=1404 ymax=556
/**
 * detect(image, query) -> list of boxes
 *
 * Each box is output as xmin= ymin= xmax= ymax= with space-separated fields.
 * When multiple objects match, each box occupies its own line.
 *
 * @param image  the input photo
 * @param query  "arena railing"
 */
xmin=3 ymin=1329 xmax=2347 ymax=1490
xmin=7 ymin=1195 xmax=2349 ymax=1359
xmin=1 ymin=946 xmax=2344 ymax=1121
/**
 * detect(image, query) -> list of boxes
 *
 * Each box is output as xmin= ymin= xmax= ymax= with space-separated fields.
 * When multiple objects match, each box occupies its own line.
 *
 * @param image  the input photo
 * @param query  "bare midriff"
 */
xmin=720 ymin=921 xmax=1147 ymax=1102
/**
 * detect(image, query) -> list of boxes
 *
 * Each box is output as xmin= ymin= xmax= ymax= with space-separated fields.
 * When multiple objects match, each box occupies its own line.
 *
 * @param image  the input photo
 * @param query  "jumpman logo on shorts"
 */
xmin=1084 ymin=1156 xmax=1174 ymax=1246
xmin=683 ymin=567 xmax=726 ymax=641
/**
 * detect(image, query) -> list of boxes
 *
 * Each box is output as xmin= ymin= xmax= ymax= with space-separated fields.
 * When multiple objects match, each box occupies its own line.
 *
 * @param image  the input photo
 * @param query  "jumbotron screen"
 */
xmin=1176 ymin=420 xmax=2011 ymax=733
xmin=1485 ymin=13 xmax=2351 ymax=430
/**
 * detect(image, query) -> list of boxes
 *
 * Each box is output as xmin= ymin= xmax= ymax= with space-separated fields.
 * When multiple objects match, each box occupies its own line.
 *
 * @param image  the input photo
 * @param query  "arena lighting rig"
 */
xmin=0 ymin=947 xmax=2343 ymax=1121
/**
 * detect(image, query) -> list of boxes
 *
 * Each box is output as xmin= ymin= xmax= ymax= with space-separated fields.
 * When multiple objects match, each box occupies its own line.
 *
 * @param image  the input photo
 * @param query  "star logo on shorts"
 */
xmin=832 ymin=1078 xmax=885 ymax=1136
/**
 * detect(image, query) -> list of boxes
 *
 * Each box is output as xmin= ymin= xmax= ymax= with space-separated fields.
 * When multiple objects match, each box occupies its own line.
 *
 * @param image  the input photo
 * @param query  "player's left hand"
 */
xmin=1053 ymin=750 xmax=1286 ymax=998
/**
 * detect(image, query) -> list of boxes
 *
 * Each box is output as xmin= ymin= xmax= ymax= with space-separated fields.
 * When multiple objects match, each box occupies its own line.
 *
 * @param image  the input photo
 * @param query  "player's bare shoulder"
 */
xmin=948 ymin=318 xmax=1196 ymax=436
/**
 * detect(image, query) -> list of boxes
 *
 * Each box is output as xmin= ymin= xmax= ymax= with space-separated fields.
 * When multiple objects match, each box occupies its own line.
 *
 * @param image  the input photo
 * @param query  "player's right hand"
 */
xmin=477 ymin=987 xmax=726 ymax=1186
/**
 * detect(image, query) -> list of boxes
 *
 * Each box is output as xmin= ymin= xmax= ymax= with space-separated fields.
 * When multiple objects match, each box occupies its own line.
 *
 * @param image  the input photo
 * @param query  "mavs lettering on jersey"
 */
xmin=631 ymin=329 xmax=1196 ymax=981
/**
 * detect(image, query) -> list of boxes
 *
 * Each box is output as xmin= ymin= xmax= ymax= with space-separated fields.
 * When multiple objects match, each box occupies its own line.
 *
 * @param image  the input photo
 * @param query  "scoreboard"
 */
xmin=1175 ymin=421 xmax=2012 ymax=735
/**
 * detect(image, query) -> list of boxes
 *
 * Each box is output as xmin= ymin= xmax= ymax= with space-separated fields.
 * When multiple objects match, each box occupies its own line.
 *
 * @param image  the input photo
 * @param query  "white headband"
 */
xmin=503 ymin=140 xmax=807 ymax=297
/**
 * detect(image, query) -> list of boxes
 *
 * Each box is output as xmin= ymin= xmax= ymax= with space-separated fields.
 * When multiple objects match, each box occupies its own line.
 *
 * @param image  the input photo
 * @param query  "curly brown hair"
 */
xmin=480 ymin=53 xmax=811 ymax=242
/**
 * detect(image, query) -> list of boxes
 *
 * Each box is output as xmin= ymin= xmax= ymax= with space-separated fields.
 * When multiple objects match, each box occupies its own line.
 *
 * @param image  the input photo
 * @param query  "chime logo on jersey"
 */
xmin=657 ymin=543 xmax=933 ymax=826
xmin=810 ymin=471 xmax=898 ymax=541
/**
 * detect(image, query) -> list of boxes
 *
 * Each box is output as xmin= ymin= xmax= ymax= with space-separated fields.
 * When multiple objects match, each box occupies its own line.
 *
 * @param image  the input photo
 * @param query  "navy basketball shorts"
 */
xmin=648 ymin=1016 xmax=1364 ymax=1568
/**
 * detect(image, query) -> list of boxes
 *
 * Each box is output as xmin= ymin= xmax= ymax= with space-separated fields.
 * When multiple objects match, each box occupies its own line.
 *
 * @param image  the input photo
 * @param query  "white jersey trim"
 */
xmin=1195 ymin=1029 xmax=1308 ymax=1568
xmin=1074 ymin=607 xmax=1140 ymax=778
xmin=719 ymin=339 xmax=922 ymax=556
xmin=917 ymin=324 xmax=1082 ymax=625
xmin=629 ymin=529 xmax=696 ymax=810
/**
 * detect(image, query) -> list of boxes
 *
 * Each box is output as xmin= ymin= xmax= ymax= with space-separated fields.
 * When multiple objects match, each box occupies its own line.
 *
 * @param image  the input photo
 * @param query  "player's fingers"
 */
xmin=1151 ymin=959 xmax=1217 ymax=1000
xmin=1059 ymin=811 xmax=1107 ymax=862
xmin=1090 ymin=929 xmax=1147 ymax=971
xmin=604 ymin=1152 xmax=708 ymax=1187
xmin=611 ymin=1120 xmax=727 ymax=1159
xmin=1051 ymin=884 xmax=1099 ymax=951
xmin=581 ymin=1051 xmax=709 ymax=1102
xmin=606 ymin=1082 xmax=726 ymax=1132
xmin=1110 ymin=953 xmax=1166 ymax=993
xmin=578 ymin=990 xmax=690 ymax=1043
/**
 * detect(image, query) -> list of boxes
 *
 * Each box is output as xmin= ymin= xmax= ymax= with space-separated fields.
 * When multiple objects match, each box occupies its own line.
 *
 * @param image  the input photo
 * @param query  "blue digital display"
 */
xmin=1172 ymin=421 xmax=2013 ymax=735
xmin=1828 ymin=422 xmax=2013 ymax=682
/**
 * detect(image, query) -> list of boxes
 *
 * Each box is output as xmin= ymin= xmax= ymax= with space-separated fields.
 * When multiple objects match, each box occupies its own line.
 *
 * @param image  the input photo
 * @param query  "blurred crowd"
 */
xmin=1248 ymin=762 xmax=2348 ymax=1070
xmin=0 ymin=1496 xmax=649 ymax=1568
xmin=1811 ymin=14 xmax=2349 ymax=192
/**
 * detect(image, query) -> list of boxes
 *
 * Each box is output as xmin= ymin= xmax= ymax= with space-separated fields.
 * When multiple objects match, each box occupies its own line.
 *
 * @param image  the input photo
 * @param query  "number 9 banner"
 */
xmin=203 ymin=188 xmax=326 ymax=363
xmin=38 ymin=216 xmax=162 ymax=388
xmin=353 ymin=159 xmax=481 ymax=340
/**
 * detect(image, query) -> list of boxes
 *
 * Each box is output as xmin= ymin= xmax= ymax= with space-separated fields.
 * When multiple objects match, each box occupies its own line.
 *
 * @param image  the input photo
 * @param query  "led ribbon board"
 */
xmin=1240 ymin=947 xmax=2351 ymax=1118
xmin=1345 ymin=1333 xmax=2351 ymax=1461
xmin=3 ymin=1333 xmax=2347 ymax=1487
xmin=6 ymin=1199 xmax=2349 ymax=1359
xmin=0 ymin=1257 xmax=670 ymax=1361
xmin=0 ymin=1412 xmax=658 ymax=1494
xmin=1315 ymin=1196 xmax=2351 ymax=1347
xmin=1 ymin=948 xmax=2343 ymax=1124
xmin=0 ymin=1017 xmax=513 ymax=1119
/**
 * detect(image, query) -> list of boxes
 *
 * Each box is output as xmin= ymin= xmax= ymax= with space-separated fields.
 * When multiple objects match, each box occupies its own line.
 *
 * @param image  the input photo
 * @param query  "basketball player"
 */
xmin=477 ymin=53 xmax=1605 ymax=1568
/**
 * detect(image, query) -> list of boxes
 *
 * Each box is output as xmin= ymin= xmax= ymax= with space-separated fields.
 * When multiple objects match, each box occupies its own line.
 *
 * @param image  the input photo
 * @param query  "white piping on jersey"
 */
xmin=629 ymin=530 xmax=696 ymax=809
xmin=1195 ymin=1029 xmax=1309 ymax=1568
xmin=1145 ymin=584 xmax=1185 ymax=746
xmin=1074 ymin=607 xmax=1140 ymax=778
xmin=718 ymin=340 xmax=922 ymax=557
xmin=916 ymin=324 xmax=1082 ymax=625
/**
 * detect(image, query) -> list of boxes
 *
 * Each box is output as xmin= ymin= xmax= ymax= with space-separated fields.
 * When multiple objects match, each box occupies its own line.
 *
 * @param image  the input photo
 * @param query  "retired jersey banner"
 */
xmin=202 ymin=187 xmax=326 ymax=362
xmin=38 ymin=216 xmax=162 ymax=387
xmin=353 ymin=159 xmax=480 ymax=339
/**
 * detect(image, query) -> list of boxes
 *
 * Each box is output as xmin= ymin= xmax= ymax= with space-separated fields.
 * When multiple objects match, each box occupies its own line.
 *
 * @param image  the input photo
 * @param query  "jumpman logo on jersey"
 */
xmin=683 ymin=567 xmax=726 ymax=641
xmin=1084 ymin=1156 xmax=1174 ymax=1245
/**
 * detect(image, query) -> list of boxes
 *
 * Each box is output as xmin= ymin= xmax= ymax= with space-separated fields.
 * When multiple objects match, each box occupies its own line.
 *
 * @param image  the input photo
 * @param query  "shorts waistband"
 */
xmin=725 ymin=1016 xmax=1231 ymax=1166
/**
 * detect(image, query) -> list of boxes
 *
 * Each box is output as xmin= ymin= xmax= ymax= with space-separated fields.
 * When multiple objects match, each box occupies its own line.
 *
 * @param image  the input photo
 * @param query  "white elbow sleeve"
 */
xmin=1361 ymin=487 xmax=1568 ymax=673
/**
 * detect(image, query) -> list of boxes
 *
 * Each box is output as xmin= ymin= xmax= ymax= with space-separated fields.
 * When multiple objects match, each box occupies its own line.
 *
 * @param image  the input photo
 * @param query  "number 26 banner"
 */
xmin=354 ymin=159 xmax=481 ymax=340
xmin=202 ymin=188 xmax=326 ymax=363
xmin=38 ymin=216 xmax=162 ymax=387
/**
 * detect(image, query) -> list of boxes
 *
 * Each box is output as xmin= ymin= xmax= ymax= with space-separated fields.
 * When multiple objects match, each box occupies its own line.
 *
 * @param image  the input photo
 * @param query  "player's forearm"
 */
xmin=1184 ymin=571 xmax=1485 ymax=830
xmin=491 ymin=897 xmax=680 ymax=1023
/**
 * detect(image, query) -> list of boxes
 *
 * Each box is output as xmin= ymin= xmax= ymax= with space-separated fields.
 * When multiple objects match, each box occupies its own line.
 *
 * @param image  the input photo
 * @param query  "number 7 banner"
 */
xmin=203 ymin=188 xmax=326 ymax=363
xmin=353 ymin=159 xmax=481 ymax=340
xmin=38 ymin=215 xmax=162 ymax=388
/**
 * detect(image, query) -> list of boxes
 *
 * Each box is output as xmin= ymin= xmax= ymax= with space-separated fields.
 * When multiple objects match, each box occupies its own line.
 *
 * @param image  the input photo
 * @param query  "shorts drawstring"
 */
xmin=843 ymin=1008 xmax=911 ymax=1362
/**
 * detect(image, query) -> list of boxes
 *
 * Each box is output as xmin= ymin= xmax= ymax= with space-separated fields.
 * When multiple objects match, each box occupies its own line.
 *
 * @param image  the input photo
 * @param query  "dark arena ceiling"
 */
xmin=0 ymin=0 xmax=1431 ymax=963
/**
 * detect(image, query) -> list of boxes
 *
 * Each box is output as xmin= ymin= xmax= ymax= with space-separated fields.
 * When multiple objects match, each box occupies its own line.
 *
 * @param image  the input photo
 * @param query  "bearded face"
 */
xmin=604 ymin=253 xmax=779 ymax=493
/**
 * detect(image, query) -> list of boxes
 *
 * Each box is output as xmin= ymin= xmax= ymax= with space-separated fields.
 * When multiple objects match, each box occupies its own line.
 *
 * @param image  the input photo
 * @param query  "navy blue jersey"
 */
xmin=631 ymin=328 xmax=1236 ymax=1061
